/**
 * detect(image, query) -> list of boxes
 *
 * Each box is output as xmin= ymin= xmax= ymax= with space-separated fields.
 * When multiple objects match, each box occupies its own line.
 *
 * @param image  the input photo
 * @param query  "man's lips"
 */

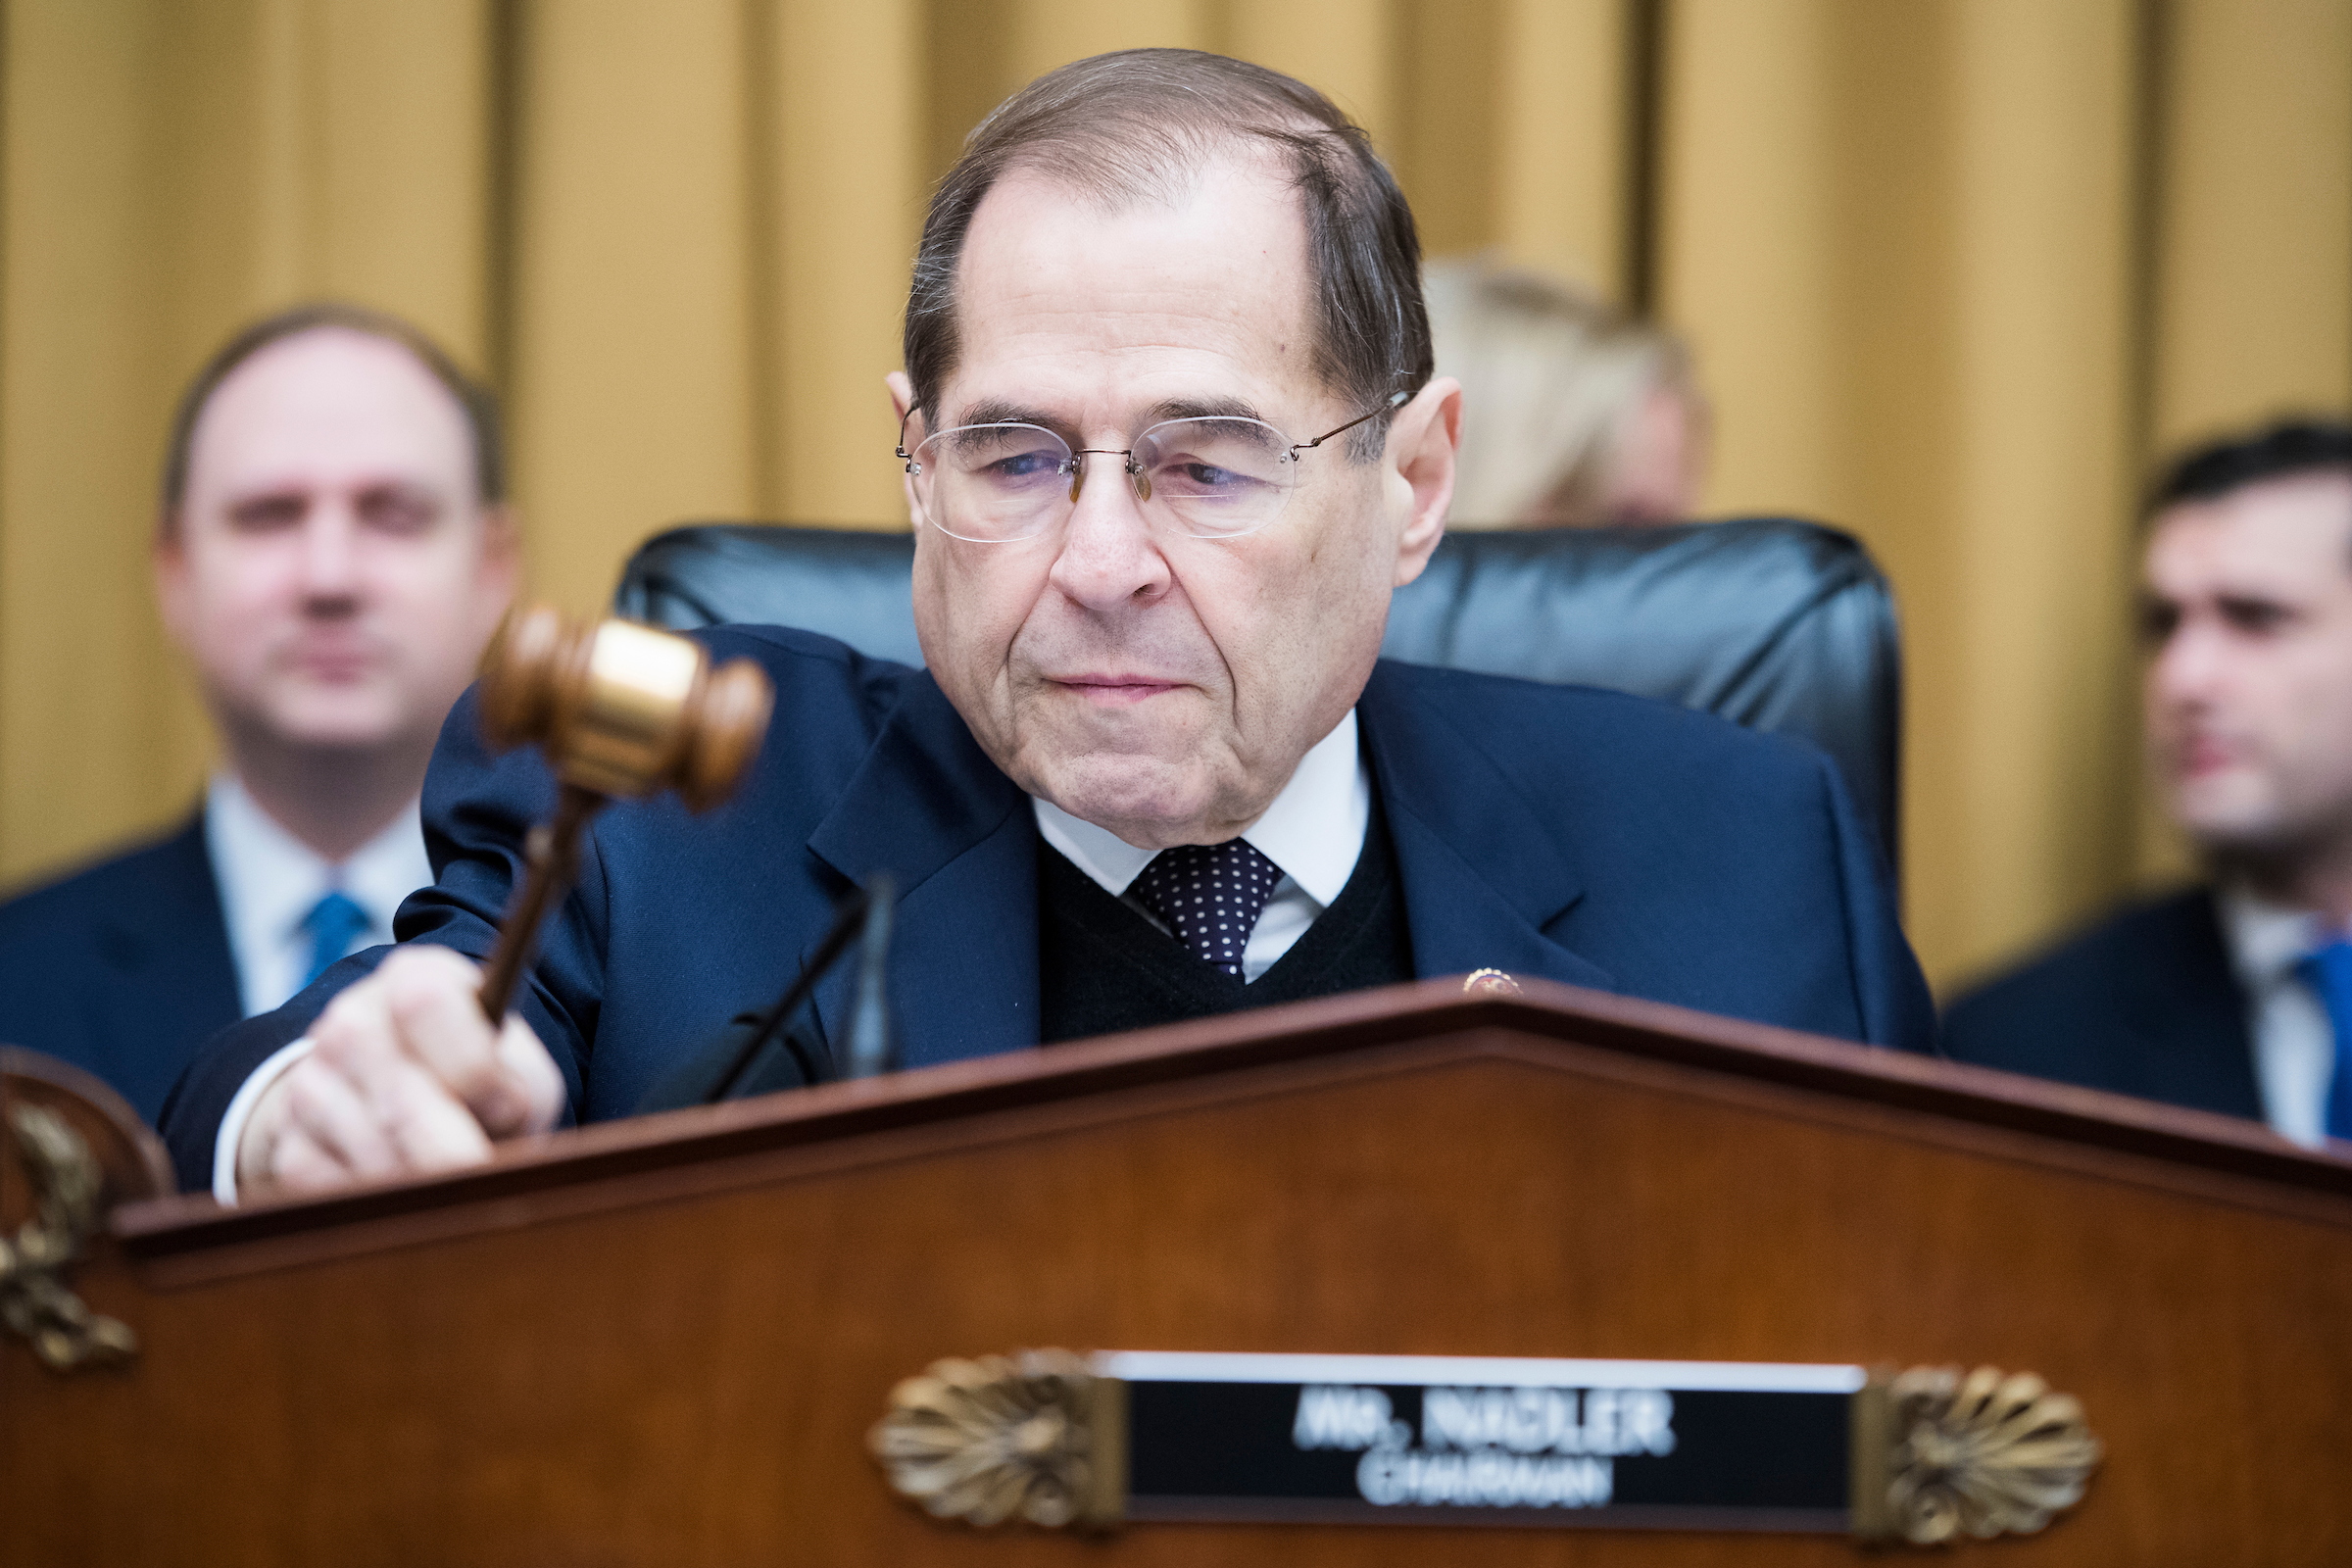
xmin=278 ymin=638 xmax=384 ymax=682
xmin=1050 ymin=675 xmax=1187 ymax=704
xmin=2174 ymin=735 xmax=2244 ymax=777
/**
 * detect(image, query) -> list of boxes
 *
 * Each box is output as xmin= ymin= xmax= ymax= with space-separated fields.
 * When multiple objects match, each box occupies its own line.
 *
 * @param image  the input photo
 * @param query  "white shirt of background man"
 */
xmin=2217 ymin=886 xmax=2339 ymax=1149
xmin=204 ymin=771 xmax=434 ymax=1017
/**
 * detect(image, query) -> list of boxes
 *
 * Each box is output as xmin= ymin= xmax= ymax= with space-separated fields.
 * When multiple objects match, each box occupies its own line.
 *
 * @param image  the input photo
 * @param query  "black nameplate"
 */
xmin=1100 ymin=1351 xmax=1863 ymax=1531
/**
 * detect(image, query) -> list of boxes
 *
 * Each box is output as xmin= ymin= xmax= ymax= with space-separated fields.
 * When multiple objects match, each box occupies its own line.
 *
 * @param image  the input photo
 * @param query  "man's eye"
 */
xmin=2137 ymin=602 xmax=2180 ymax=645
xmin=2220 ymin=599 xmax=2290 ymax=635
xmin=987 ymin=452 xmax=1059 ymax=481
xmin=360 ymin=492 xmax=438 ymax=535
xmin=228 ymin=498 xmax=306 ymax=532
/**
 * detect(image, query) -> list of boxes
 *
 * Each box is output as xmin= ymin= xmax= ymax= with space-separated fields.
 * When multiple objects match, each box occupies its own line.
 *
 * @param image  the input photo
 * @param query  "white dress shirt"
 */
xmin=204 ymin=773 xmax=434 ymax=1015
xmin=205 ymin=777 xmax=435 ymax=1205
xmin=1034 ymin=710 xmax=1371 ymax=981
xmin=217 ymin=712 xmax=1372 ymax=1203
xmin=2215 ymin=887 xmax=2338 ymax=1148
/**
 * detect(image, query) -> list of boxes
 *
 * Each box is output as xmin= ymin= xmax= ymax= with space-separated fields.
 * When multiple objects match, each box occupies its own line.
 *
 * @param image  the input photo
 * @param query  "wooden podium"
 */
xmin=5 ymin=978 xmax=2350 ymax=1564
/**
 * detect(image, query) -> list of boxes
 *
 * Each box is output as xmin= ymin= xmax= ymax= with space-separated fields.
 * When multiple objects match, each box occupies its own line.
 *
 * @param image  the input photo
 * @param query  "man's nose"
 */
xmin=297 ymin=504 xmax=361 ymax=600
xmin=2149 ymin=618 xmax=2226 ymax=709
xmin=1047 ymin=455 xmax=1170 ymax=610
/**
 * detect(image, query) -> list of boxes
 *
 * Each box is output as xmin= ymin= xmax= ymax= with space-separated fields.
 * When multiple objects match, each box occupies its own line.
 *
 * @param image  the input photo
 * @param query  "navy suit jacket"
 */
xmin=1940 ymin=888 xmax=2265 ymax=1120
xmin=159 ymin=625 xmax=1933 ymax=1189
xmin=0 ymin=811 xmax=244 ymax=1125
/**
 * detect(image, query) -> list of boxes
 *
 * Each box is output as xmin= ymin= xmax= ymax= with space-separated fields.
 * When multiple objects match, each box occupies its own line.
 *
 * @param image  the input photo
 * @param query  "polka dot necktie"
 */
xmin=1130 ymin=839 xmax=1284 ymax=979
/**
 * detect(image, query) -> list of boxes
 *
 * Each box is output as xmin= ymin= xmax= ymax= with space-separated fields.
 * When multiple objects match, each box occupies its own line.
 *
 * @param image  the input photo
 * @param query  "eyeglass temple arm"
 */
xmin=1288 ymin=389 xmax=1412 ymax=456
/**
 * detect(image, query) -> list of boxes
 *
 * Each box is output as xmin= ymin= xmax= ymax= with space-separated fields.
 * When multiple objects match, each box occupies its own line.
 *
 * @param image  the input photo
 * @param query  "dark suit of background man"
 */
xmin=0 ymin=306 xmax=517 ymax=1123
xmin=1945 ymin=419 xmax=2352 ymax=1146
xmin=164 ymin=48 xmax=1934 ymax=1202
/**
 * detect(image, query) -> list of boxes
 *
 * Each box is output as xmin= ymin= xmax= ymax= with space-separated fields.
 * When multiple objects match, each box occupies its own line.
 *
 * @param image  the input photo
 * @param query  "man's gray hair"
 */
xmin=904 ymin=49 xmax=1432 ymax=461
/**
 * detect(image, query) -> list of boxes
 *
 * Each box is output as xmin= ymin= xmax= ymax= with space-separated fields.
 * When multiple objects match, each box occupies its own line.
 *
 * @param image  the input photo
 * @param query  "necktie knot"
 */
xmin=301 ymin=889 xmax=372 ymax=989
xmin=1130 ymin=839 xmax=1283 ymax=979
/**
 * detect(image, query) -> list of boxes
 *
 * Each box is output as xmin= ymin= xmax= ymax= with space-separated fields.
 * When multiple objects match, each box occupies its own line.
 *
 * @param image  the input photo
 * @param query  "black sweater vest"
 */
xmin=640 ymin=801 xmax=1416 ymax=1110
xmin=1039 ymin=798 xmax=1415 ymax=1045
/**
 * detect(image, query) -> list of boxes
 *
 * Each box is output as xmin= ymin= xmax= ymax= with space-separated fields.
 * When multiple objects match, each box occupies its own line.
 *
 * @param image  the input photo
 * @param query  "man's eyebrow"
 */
xmin=955 ymin=398 xmax=1067 ymax=431
xmin=945 ymin=396 xmax=1273 ymax=434
xmin=1147 ymin=396 xmax=1267 ymax=425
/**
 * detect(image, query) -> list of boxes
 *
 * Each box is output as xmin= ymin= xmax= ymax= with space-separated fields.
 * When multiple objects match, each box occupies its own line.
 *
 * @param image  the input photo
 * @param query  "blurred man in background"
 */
xmin=1944 ymin=419 xmax=2352 ymax=1146
xmin=1424 ymin=256 xmax=1707 ymax=528
xmin=0 ymin=304 xmax=517 ymax=1123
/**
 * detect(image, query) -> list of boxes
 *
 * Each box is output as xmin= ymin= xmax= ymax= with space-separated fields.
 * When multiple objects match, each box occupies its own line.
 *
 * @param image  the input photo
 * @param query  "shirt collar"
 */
xmin=2215 ymin=882 xmax=2330 ymax=991
xmin=206 ymin=772 xmax=433 ymax=947
xmin=1033 ymin=709 xmax=1369 ymax=906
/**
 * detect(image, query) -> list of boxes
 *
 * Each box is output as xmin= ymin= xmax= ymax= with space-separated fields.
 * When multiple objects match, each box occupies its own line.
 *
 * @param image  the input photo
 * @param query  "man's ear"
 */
xmin=887 ymin=372 xmax=922 ymax=528
xmin=475 ymin=503 xmax=522 ymax=610
xmin=1386 ymin=376 xmax=1461 ymax=588
xmin=152 ymin=514 xmax=194 ymax=647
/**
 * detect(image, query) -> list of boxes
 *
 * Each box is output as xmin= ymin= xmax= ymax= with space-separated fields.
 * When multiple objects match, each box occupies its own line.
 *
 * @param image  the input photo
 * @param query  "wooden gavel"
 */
xmin=469 ymin=607 xmax=775 ymax=1021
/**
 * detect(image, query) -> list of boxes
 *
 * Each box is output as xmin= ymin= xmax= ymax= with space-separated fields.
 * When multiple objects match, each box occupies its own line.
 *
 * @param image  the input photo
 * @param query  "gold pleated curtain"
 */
xmin=3 ymin=0 xmax=2348 ymax=993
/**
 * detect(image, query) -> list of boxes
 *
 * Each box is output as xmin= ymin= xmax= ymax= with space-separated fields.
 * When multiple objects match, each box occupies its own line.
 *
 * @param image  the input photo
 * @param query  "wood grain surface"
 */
xmin=5 ymin=979 xmax=2348 ymax=1565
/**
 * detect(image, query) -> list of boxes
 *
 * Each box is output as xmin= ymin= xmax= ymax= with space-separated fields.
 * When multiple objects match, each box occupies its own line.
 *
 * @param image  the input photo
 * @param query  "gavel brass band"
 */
xmin=478 ymin=606 xmax=772 ymax=808
xmin=471 ymin=607 xmax=774 ymax=1020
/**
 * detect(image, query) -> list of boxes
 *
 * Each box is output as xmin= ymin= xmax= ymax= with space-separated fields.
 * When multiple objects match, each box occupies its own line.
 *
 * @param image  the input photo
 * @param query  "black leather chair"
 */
xmin=613 ymin=518 xmax=1902 ymax=871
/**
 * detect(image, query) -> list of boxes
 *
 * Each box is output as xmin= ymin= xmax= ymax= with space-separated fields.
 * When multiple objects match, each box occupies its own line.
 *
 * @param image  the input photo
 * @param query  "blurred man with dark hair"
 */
xmin=0 ymin=305 xmax=518 ymax=1122
xmin=1945 ymin=417 xmax=2352 ymax=1144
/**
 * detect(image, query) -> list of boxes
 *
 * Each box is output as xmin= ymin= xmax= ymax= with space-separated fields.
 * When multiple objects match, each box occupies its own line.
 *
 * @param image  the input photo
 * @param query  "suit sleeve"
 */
xmin=1819 ymin=754 xmax=1936 ymax=1053
xmin=157 ymin=686 xmax=600 ymax=1192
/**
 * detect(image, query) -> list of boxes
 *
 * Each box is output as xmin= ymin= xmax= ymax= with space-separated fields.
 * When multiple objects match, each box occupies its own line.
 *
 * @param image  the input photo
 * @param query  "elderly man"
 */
xmin=1946 ymin=419 xmax=2352 ymax=1145
xmin=161 ymin=51 xmax=1929 ymax=1199
xmin=0 ymin=305 xmax=516 ymax=1122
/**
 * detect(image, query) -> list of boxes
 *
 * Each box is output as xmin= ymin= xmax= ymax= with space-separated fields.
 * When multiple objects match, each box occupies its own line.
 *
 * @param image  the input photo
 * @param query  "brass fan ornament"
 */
xmin=869 ymin=1351 xmax=1122 ymax=1530
xmin=1883 ymin=1365 xmax=2103 ymax=1544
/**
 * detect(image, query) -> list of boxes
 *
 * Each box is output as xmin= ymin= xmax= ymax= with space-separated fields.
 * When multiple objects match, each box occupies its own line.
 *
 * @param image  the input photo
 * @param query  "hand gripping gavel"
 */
xmin=469 ymin=607 xmax=775 ymax=1021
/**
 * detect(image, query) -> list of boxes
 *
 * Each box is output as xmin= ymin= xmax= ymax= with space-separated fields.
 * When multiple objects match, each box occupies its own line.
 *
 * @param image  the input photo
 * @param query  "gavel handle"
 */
xmin=477 ymin=784 xmax=608 ymax=1022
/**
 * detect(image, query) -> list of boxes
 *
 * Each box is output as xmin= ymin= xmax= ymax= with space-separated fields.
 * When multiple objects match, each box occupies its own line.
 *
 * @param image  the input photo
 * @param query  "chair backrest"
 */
xmin=613 ymin=518 xmax=1902 ymax=870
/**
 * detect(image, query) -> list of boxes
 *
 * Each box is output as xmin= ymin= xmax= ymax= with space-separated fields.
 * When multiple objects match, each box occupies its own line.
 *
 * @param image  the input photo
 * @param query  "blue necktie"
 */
xmin=300 ymin=889 xmax=372 ymax=989
xmin=2292 ymin=940 xmax=2352 ymax=1142
xmin=1131 ymin=839 xmax=1285 ymax=979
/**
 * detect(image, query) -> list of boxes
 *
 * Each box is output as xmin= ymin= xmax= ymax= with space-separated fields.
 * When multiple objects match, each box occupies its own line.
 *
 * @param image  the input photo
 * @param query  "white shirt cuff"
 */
xmin=211 ymin=1038 xmax=317 ymax=1206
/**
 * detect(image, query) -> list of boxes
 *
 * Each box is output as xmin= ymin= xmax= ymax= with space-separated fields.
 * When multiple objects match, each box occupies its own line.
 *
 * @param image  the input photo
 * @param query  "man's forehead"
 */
xmin=2149 ymin=473 xmax=2352 ymax=588
xmin=943 ymin=153 xmax=1318 ymax=420
xmin=190 ymin=330 xmax=470 ymax=485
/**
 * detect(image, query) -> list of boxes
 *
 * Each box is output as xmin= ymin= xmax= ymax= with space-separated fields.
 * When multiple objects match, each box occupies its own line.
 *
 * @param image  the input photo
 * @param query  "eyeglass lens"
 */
xmin=909 ymin=418 xmax=1300 ymax=542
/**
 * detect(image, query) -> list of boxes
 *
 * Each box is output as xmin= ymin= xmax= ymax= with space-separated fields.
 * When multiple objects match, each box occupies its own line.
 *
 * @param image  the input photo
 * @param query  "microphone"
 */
xmin=710 ymin=873 xmax=899 ymax=1102
xmin=843 ymin=872 xmax=899 ymax=1079
xmin=632 ymin=874 xmax=899 ymax=1113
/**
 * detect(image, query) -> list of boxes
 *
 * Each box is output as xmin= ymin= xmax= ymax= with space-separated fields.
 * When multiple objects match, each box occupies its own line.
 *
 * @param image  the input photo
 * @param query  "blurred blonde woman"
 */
xmin=1426 ymin=256 xmax=1708 ymax=528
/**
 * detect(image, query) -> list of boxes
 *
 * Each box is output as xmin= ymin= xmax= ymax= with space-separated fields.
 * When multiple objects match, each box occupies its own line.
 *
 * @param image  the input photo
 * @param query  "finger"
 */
xmin=342 ymin=1046 xmax=496 ymax=1172
xmin=308 ymin=971 xmax=401 ymax=1077
xmin=492 ymin=1013 xmax=569 ymax=1136
xmin=270 ymin=1123 xmax=355 ymax=1196
xmin=235 ymin=1070 xmax=304 ymax=1194
xmin=377 ymin=947 xmax=527 ymax=1129
xmin=278 ymin=1057 xmax=403 ymax=1180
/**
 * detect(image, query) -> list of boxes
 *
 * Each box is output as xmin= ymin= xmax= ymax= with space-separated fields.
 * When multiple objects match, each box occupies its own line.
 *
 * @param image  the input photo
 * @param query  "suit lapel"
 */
xmin=95 ymin=810 xmax=242 ymax=1079
xmin=803 ymin=675 xmax=1041 ymax=1068
xmin=2118 ymin=890 xmax=2265 ymax=1119
xmin=1358 ymin=663 xmax=1615 ymax=993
